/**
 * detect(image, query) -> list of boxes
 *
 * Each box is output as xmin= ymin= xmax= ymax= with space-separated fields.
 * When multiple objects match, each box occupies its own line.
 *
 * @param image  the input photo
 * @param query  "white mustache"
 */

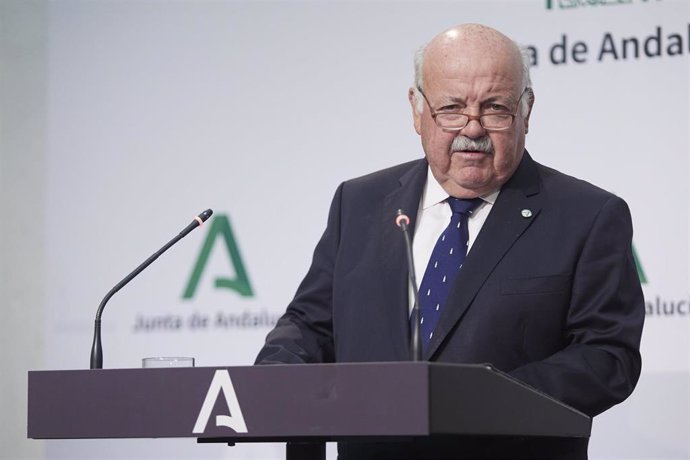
xmin=451 ymin=135 xmax=493 ymax=154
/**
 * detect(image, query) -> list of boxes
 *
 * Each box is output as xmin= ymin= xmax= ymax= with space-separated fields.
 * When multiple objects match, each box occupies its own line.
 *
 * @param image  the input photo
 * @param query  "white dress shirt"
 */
xmin=408 ymin=167 xmax=499 ymax=314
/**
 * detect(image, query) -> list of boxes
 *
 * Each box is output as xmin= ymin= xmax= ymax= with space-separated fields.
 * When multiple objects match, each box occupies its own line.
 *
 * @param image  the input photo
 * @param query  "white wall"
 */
xmin=3 ymin=1 xmax=689 ymax=458
xmin=0 ymin=1 xmax=47 ymax=459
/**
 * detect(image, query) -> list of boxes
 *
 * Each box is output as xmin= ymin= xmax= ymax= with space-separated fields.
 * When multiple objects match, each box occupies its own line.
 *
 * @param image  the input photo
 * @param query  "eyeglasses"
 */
xmin=417 ymin=87 xmax=527 ymax=131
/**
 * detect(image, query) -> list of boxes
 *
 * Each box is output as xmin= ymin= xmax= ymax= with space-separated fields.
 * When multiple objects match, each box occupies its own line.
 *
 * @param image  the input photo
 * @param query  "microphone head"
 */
xmin=395 ymin=209 xmax=410 ymax=228
xmin=198 ymin=209 xmax=213 ymax=222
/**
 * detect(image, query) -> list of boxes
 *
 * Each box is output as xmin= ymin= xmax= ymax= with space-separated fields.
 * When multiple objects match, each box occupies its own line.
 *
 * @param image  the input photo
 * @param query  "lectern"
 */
xmin=28 ymin=362 xmax=591 ymax=459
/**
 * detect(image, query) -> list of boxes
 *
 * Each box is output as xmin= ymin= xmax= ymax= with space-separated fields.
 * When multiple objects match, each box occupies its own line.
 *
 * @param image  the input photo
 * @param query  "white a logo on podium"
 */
xmin=193 ymin=370 xmax=248 ymax=434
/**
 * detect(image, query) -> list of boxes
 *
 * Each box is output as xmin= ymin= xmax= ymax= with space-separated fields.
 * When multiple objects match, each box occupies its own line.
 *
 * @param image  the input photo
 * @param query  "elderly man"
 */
xmin=256 ymin=24 xmax=644 ymax=460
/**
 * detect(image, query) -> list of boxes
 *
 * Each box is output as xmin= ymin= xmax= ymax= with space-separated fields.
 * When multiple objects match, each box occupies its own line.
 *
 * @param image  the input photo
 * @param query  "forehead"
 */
xmin=423 ymin=35 xmax=523 ymax=96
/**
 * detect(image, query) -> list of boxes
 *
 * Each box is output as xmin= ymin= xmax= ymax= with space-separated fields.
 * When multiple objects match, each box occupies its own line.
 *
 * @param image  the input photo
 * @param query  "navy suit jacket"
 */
xmin=256 ymin=152 xmax=644 ymax=456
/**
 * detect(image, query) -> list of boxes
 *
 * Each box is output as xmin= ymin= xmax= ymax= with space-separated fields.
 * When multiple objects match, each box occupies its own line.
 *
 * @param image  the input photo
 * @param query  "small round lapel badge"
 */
xmin=521 ymin=209 xmax=533 ymax=218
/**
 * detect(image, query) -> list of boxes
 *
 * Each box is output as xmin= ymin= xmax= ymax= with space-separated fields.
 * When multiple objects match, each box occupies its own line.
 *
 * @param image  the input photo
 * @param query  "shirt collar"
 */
xmin=422 ymin=166 xmax=500 ymax=209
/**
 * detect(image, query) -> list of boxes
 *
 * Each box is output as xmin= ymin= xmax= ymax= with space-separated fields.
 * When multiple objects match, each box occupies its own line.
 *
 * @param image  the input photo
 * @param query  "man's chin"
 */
xmin=440 ymin=172 xmax=495 ymax=198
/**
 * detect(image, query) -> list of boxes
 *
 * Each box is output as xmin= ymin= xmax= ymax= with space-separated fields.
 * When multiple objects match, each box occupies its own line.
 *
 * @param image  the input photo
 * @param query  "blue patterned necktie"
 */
xmin=417 ymin=197 xmax=483 ymax=350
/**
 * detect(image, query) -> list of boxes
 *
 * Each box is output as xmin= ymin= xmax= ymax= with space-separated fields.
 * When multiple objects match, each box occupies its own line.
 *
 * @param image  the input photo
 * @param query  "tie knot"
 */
xmin=447 ymin=197 xmax=483 ymax=216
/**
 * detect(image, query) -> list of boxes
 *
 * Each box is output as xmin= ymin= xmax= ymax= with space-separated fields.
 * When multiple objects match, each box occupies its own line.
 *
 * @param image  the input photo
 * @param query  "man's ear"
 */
xmin=409 ymin=87 xmax=422 ymax=134
xmin=523 ymin=89 xmax=535 ymax=134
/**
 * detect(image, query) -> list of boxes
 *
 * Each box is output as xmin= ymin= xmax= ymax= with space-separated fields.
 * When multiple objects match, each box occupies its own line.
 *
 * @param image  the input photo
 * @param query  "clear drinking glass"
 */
xmin=142 ymin=357 xmax=195 ymax=368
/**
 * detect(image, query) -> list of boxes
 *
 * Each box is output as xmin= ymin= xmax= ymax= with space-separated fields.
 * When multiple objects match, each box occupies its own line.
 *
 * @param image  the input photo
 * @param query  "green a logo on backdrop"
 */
xmin=183 ymin=214 xmax=254 ymax=299
xmin=632 ymin=244 xmax=647 ymax=284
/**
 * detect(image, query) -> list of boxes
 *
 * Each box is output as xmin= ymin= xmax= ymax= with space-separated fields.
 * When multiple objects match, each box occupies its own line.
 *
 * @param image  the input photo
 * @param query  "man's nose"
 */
xmin=459 ymin=116 xmax=486 ymax=139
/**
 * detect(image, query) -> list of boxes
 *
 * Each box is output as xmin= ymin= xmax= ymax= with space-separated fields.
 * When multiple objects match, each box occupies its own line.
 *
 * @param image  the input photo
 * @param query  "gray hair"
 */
xmin=412 ymin=41 xmax=533 ymax=117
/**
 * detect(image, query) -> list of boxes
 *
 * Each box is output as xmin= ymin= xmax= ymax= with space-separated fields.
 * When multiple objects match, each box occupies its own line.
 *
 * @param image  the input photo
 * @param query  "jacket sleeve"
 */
xmin=254 ymin=184 xmax=343 ymax=365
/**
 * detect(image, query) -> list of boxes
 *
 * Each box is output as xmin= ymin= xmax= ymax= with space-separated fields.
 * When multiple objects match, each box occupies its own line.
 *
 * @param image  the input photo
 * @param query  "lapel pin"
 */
xmin=521 ymin=209 xmax=533 ymax=218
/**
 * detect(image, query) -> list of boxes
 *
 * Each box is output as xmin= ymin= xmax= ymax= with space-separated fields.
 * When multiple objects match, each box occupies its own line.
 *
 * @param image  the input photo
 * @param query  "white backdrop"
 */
xmin=19 ymin=0 xmax=690 ymax=458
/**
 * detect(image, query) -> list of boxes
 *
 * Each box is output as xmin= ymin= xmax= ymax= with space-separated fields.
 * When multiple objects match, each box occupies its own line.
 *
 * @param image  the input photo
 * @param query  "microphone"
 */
xmin=89 ymin=209 xmax=213 ymax=369
xmin=396 ymin=209 xmax=422 ymax=361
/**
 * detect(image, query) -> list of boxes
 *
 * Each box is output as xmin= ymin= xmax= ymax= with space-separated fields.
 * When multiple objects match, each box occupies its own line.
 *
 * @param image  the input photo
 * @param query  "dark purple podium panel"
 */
xmin=28 ymin=362 xmax=590 ymax=441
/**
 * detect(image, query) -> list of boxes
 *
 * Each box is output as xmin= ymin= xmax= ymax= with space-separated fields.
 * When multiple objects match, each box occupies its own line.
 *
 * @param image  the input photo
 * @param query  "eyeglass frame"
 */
xmin=416 ymin=87 xmax=528 ymax=132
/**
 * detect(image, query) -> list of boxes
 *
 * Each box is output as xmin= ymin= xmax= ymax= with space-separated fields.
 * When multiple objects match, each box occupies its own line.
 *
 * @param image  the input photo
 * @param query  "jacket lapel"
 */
xmin=424 ymin=152 xmax=543 ymax=359
xmin=380 ymin=159 xmax=428 ymax=360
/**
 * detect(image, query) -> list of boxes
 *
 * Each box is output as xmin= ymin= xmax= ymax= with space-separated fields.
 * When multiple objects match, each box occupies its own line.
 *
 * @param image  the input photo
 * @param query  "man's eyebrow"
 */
xmin=442 ymin=94 xmax=516 ymax=104
xmin=483 ymin=94 xmax=515 ymax=104
xmin=434 ymin=95 xmax=466 ymax=107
